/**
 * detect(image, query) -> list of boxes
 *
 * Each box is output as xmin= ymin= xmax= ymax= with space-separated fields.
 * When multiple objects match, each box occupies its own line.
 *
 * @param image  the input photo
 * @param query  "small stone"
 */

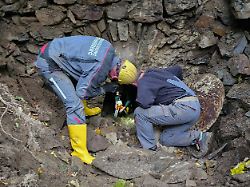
xmin=97 ymin=19 xmax=106 ymax=33
xmin=67 ymin=10 xmax=76 ymax=24
xmin=53 ymin=0 xmax=76 ymax=5
xmin=108 ymin=20 xmax=118 ymax=42
xmin=117 ymin=21 xmax=129 ymax=41
xmin=198 ymin=31 xmax=217 ymax=49
xmin=35 ymin=7 xmax=66 ymax=26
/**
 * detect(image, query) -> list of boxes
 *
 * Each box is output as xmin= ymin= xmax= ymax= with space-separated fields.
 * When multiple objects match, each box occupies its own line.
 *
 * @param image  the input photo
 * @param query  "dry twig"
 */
xmin=0 ymin=96 xmax=22 ymax=142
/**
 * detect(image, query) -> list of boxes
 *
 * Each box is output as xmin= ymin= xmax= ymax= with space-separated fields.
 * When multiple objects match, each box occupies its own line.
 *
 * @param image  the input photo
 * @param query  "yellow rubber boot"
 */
xmin=68 ymin=124 xmax=95 ymax=164
xmin=82 ymin=100 xmax=101 ymax=116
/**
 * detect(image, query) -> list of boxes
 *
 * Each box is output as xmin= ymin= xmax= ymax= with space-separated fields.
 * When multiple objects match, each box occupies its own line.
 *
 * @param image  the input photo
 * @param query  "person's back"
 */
xmin=136 ymin=66 xmax=187 ymax=108
xmin=49 ymin=36 xmax=112 ymax=62
xmin=47 ymin=36 xmax=116 ymax=81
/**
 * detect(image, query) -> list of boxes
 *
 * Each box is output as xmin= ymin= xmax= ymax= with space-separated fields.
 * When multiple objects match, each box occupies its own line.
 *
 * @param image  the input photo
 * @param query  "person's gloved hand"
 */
xmin=102 ymin=82 xmax=119 ymax=93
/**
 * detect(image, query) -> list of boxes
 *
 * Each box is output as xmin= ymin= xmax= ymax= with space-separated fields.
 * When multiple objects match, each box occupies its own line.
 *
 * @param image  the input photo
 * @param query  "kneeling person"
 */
xmin=134 ymin=65 xmax=213 ymax=157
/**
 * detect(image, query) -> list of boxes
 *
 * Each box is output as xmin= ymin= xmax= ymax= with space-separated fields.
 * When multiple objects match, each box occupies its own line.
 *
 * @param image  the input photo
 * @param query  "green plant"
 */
xmin=113 ymin=179 xmax=126 ymax=187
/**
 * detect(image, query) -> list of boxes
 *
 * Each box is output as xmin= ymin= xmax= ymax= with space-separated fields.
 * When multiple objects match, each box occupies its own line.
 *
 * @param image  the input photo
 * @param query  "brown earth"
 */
xmin=0 ymin=71 xmax=140 ymax=187
xmin=0 ymin=65 xmax=249 ymax=187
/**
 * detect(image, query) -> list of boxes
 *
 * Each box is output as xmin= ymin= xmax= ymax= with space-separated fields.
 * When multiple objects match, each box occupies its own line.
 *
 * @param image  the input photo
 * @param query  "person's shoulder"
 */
xmin=170 ymin=65 xmax=182 ymax=70
xmin=145 ymin=67 xmax=159 ymax=73
xmin=53 ymin=35 xmax=84 ymax=42
xmin=146 ymin=67 xmax=168 ymax=75
xmin=140 ymin=68 xmax=159 ymax=80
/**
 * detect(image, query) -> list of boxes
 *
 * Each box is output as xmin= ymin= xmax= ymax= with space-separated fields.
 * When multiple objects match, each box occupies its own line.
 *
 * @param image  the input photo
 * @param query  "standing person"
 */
xmin=34 ymin=35 xmax=138 ymax=164
xmin=134 ymin=65 xmax=213 ymax=158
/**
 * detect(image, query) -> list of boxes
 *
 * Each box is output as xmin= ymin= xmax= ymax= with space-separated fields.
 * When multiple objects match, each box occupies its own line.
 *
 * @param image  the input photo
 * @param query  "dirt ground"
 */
xmin=0 ymin=71 xmax=140 ymax=187
xmin=0 ymin=65 xmax=249 ymax=187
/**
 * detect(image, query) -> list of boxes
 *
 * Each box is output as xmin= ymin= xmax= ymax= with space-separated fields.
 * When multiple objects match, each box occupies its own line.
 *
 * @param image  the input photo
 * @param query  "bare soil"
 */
xmin=0 ymin=71 xmax=249 ymax=187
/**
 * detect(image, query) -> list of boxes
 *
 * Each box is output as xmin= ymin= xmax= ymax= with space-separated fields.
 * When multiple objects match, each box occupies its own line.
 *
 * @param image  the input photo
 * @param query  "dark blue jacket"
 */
xmin=136 ymin=65 xmax=195 ymax=108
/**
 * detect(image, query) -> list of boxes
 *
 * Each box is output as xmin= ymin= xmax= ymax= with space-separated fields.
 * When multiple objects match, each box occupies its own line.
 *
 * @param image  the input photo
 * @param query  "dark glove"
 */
xmin=102 ymin=82 xmax=119 ymax=93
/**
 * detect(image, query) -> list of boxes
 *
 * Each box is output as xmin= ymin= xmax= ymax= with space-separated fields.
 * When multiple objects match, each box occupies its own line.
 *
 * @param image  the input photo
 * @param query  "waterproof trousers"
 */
xmin=134 ymin=97 xmax=201 ymax=149
xmin=35 ymin=56 xmax=85 ymax=124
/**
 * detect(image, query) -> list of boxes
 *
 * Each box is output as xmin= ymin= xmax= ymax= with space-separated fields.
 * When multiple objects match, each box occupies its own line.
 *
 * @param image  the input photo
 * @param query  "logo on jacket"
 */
xmin=88 ymin=38 xmax=104 ymax=56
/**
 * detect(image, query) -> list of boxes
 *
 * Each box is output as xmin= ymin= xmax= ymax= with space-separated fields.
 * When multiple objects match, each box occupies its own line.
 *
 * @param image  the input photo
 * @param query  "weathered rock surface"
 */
xmin=86 ymin=0 xmax=119 ymax=5
xmin=35 ymin=6 xmax=66 ymax=26
xmin=198 ymin=31 xmax=217 ymax=49
xmin=106 ymin=1 xmax=128 ymax=20
xmin=128 ymin=0 xmax=163 ymax=23
xmin=87 ymin=132 xmax=110 ymax=153
xmin=93 ymin=144 xmax=177 ymax=179
xmin=93 ymin=144 xmax=209 ymax=182
xmin=189 ymin=74 xmax=225 ymax=131
xmin=218 ymin=32 xmax=248 ymax=57
xmin=53 ymin=0 xmax=76 ymax=5
xmin=228 ymin=54 xmax=250 ymax=76
xmin=21 ymin=0 xmax=48 ymax=13
xmin=231 ymin=0 xmax=250 ymax=19
xmin=164 ymin=0 xmax=197 ymax=15
xmin=0 ymin=1 xmax=21 ymax=13
xmin=227 ymin=83 xmax=250 ymax=106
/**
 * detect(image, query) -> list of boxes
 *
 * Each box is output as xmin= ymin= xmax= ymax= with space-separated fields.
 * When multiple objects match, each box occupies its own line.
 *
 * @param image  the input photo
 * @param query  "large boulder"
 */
xmin=188 ymin=73 xmax=225 ymax=131
xmin=93 ymin=144 xmax=177 ymax=179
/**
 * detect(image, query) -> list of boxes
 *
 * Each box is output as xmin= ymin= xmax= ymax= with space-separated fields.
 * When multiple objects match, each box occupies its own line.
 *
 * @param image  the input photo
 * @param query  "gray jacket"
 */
xmin=47 ymin=35 xmax=120 ymax=99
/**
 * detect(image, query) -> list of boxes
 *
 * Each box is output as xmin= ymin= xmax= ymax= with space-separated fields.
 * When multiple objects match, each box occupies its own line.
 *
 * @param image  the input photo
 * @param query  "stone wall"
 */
xmin=0 ymin=0 xmax=249 ymax=69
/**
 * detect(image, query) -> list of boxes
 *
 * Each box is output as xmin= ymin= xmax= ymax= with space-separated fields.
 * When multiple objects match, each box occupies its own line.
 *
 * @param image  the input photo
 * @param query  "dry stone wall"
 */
xmin=0 ymin=0 xmax=249 ymax=71
xmin=0 ymin=0 xmax=222 ymax=67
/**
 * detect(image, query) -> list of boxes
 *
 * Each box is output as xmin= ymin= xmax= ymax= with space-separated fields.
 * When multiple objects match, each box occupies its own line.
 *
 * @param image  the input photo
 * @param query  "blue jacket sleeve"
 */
xmin=75 ymin=45 xmax=116 ymax=100
xmin=76 ymin=76 xmax=105 ymax=100
xmin=75 ymin=67 xmax=106 ymax=100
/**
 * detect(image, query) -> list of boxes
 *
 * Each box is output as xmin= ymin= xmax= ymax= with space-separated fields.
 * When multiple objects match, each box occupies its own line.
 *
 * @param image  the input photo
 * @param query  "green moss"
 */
xmin=113 ymin=179 xmax=126 ymax=187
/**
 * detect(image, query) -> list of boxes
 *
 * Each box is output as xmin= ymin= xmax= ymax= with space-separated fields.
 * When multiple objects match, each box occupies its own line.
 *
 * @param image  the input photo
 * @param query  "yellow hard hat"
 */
xmin=118 ymin=60 xmax=137 ymax=84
